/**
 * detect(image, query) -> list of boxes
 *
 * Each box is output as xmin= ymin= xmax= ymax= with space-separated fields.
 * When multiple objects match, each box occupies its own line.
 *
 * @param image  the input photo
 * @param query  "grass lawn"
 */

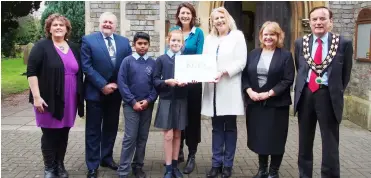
xmin=1 ymin=58 xmax=28 ymax=98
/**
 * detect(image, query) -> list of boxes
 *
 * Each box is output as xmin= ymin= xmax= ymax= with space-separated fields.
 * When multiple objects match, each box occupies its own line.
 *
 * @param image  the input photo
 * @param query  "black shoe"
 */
xmin=87 ymin=169 xmax=98 ymax=178
xmin=268 ymin=167 xmax=279 ymax=178
xmin=222 ymin=167 xmax=232 ymax=178
xmin=44 ymin=166 xmax=58 ymax=178
xmin=163 ymin=172 xmax=172 ymax=178
xmin=253 ymin=167 xmax=269 ymax=178
xmin=56 ymin=161 xmax=68 ymax=178
xmin=42 ymin=148 xmax=58 ymax=178
xmin=133 ymin=167 xmax=146 ymax=178
xmin=100 ymin=160 xmax=118 ymax=170
xmin=207 ymin=167 xmax=222 ymax=178
xmin=172 ymin=167 xmax=183 ymax=178
xmin=178 ymin=150 xmax=185 ymax=163
xmin=183 ymin=156 xmax=196 ymax=174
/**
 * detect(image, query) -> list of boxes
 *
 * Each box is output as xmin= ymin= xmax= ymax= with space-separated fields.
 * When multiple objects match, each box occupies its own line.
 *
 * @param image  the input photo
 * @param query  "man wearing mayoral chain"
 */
xmin=293 ymin=6 xmax=353 ymax=178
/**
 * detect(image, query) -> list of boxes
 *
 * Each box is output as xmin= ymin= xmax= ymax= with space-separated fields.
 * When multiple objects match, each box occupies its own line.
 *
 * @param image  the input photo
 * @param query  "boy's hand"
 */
xmin=133 ymin=102 xmax=143 ymax=111
xmin=139 ymin=100 xmax=149 ymax=110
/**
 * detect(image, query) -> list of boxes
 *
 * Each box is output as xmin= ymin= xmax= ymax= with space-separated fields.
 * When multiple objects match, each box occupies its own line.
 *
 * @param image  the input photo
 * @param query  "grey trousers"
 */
xmin=117 ymin=103 xmax=153 ymax=176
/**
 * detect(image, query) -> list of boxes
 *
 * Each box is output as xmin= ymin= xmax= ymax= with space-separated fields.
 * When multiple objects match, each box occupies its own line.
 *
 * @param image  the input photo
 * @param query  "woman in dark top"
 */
xmin=27 ymin=13 xmax=84 ymax=178
xmin=242 ymin=21 xmax=295 ymax=178
xmin=168 ymin=3 xmax=204 ymax=173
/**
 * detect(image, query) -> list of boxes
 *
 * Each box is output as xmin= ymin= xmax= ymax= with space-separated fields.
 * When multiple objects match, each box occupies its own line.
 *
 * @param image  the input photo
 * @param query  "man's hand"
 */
xmin=101 ymin=83 xmax=117 ymax=95
xmin=109 ymin=83 xmax=118 ymax=90
xmin=139 ymin=100 xmax=149 ymax=110
xmin=133 ymin=102 xmax=143 ymax=111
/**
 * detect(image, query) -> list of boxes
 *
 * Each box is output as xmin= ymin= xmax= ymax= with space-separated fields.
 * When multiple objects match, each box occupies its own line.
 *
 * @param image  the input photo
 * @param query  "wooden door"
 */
xmin=223 ymin=1 xmax=243 ymax=30
xmin=255 ymin=1 xmax=291 ymax=50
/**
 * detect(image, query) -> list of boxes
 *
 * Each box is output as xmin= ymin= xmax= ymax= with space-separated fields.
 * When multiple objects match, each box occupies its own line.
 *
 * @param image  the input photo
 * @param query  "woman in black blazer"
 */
xmin=242 ymin=21 xmax=294 ymax=178
xmin=27 ymin=13 xmax=84 ymax=178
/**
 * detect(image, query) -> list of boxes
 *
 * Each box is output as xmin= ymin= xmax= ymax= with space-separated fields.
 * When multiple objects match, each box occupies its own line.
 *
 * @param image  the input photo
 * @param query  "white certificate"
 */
xmin=174 ymin=54 xmax=217 ymax=82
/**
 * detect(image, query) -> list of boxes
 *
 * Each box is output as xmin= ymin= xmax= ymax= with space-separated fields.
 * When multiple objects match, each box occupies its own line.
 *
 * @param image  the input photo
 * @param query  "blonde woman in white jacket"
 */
xmin=201 ymin=7 xmax=247 ymax=178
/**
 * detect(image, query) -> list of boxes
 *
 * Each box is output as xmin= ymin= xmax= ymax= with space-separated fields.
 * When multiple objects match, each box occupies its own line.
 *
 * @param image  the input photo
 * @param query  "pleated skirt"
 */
xmin=154 ymin=98 xmax=187 ymax=130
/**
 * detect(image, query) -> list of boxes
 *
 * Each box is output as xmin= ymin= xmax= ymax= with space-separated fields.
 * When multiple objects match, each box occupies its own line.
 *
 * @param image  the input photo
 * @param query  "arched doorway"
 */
xmin=197 ymin=1 xmax=326 ymax=53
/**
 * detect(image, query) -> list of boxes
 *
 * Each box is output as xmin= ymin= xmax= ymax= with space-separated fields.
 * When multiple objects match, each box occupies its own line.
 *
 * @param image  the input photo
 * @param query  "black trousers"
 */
xmin=181 ymin=83 xmax=202 ymax=153
xmin=298 ymin=86 xmax=340 ymax=178
xmin=41 ymin=127 xmax=71 ymax=166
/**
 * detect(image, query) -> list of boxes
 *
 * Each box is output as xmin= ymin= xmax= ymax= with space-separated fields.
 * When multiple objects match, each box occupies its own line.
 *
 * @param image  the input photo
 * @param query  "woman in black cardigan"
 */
xmin=242 ymin=21 xmax=294 ymax=178
xmin=27 ymin=13 xmax=84 ymax=178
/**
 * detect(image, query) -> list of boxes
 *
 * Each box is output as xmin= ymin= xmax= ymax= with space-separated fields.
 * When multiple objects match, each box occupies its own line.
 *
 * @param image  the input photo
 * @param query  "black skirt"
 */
xmin=246 ymin=104 xmax=289 ymax=155
xmin=154 ymin=98 xmax=187 ymax=130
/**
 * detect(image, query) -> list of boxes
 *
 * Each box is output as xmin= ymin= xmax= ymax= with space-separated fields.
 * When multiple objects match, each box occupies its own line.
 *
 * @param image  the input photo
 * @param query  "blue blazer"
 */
xmin=81 ymin=32 xmax=132 ymax=101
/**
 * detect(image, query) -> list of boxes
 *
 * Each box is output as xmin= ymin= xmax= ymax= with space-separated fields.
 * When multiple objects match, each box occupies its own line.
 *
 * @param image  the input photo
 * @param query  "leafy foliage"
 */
xmin=16 ymin=15 xmax=41 ymax=45
xmin=40 ymin=1 xmax=85 ymax=43
xmin=1 ymin=30 xmax=18 ymax=57
xmin=1 ymin=1 xmax=41 ymax=57
xmin=1 ymin=1 xmax=41 ymax=35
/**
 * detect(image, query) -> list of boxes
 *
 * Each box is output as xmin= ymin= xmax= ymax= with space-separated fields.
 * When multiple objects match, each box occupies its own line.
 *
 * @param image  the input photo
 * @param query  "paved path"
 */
xmin=2 ymin=93 xmax=371 ymax=178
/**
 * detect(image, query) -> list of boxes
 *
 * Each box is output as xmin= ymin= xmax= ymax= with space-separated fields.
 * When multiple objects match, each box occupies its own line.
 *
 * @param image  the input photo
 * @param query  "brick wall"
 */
xmin=88 ymin=1 xmax=121 ymax=34
xmin=166 ymin=1 xmax=198 ymax=27
xmin=329 ymin=1 xmax=371 ymax=40
xmin=329 ymin=1 xmax=371 ymax=100
xmin=125 ymin=1 xmax=160 ymax=58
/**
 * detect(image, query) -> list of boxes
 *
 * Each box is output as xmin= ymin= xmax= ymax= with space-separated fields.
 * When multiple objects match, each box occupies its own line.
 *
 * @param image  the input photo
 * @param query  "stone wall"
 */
xmin=85 ymin=1 xmax=201 ymax=58
xmin=329 ymin=1 xmax=371 ymax=130
xmin=125 ymin=1 xmax=161 ymax=57
xmin=165 ymin=1 xmax=198 ymax=27
xmin=86 ymin=1 xmax=121 ymax=34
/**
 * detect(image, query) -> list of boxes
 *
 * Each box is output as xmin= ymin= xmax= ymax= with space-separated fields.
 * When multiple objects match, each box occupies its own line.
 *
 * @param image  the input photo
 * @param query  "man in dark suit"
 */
xmin=294 ymin=6 xmax=353 ymax=178
xmin=81 ymin=12 xmax=132 ymax=178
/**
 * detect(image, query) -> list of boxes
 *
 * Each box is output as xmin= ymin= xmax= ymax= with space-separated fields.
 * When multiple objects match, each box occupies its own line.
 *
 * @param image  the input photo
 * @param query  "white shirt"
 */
xmin=101 ymin=33 xmax=116 ymax=52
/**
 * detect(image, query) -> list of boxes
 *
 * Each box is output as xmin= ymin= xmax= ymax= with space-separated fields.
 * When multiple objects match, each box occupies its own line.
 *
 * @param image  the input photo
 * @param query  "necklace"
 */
xmin=59 ymin=46 xmax=65 ymax=51
xmin=302 ymin=33 xmax=340 ymax=84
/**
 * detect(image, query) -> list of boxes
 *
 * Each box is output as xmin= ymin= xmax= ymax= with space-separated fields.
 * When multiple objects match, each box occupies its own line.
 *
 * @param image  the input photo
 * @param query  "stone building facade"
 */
xmin=86 ymin=1 xmax=121 ymax=34
xmin=85 ymin=1 xmax=198 ymax=58
xmin=328 ymin=1 xmax=371 ymax=130
xmin=85 ymin=1 xmax=371 ymax=130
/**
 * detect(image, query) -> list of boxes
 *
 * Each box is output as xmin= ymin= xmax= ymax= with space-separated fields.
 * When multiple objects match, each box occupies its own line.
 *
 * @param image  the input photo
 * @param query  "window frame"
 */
xmin=354 ymin=8 xmax=371 ymax=62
